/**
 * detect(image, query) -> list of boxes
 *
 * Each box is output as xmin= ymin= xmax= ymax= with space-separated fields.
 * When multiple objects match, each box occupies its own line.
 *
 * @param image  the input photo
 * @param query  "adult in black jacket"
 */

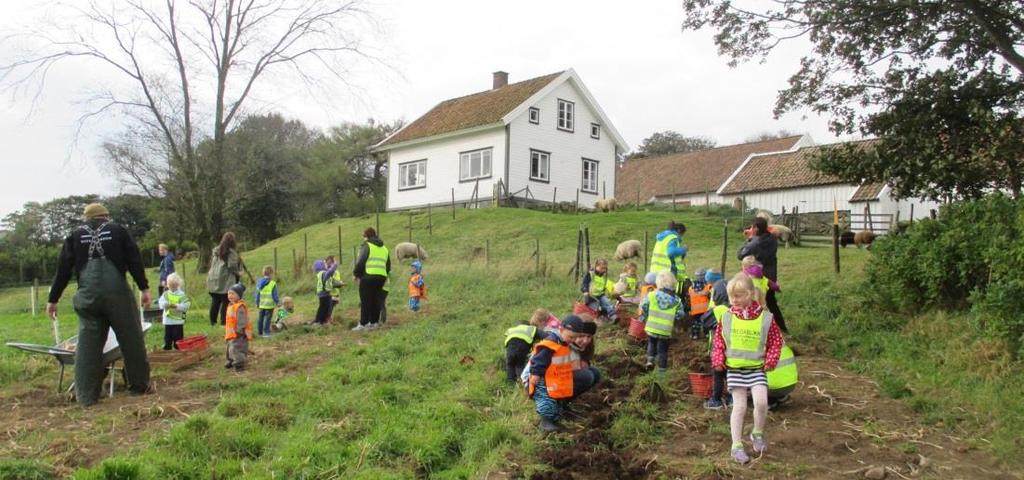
xmin=47 ymin=203 xmax=153 ymax=405
xmin=352 ymin=227 xmax=391 ymax=331
xmin=737 ymin=217 xmax=788 ymax=333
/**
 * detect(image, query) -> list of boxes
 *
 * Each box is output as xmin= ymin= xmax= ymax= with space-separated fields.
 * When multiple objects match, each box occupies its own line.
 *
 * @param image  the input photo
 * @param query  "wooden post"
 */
xmin=408 ymin=212 xmax=413 ymax=242
xmin=930 ymin=209 xmax=936 ymax=220
xmin=583 ymin=225 xmax=591 ymax=271
xmin=574 ymin=227 xmax=583 ymax=283
xmin=832 ymin=223 xmax=841 ymax=274
xmin=704 ymin=182 xmax=710 ymax=216
xmin=375 ymin=203 xmax=381 ymax=234
xmin=643 ymin=230 xmax=649 ymax=272
xmin=602 ymin=181 xmax=606 ymax=199
xmin=720 ymin=219 xmax=728 ymax=276
xmin=575 ymin=188 xmax=580 ymax=214
xmin=636 ymin=188 xmax=640 ymax=211
xmin=303 ymin=233 xmax=309 ymax=265
xmin=273 ymin=247 xmax=279 ymax=278
xmin=865 ymin=203 xmax=874 ymax=232
xmin=337 ymin=225 xmax=343 ymax=263
xmin=909 ymin=203 xmax=915 ymax=224
xmin=474 ymin=179 xmax=480 ymax=209
xmin=535 ymin=238 xmax=541 ymax=275
xmin=552 ymin=187 xmax=558 ymax=213
xmin=292 ymin=248 xmax=298 ymax=280
xmin=485 ymin=239 xmax=490 ymax=268
xmin=894 ymin=209 xmax=901 ymax=231
xmin=672 ymin=192 xmax=677 ymax=211
xmin=31 ymin=278 xmax=38 ymax=317
xmin=427 ymin=203 xmax=433 ymax=235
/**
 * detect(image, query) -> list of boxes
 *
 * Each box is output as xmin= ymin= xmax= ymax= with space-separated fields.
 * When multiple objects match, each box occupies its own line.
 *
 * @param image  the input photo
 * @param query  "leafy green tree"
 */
xmin=744 ymin=130 xmax=797 ymax=143
xmin=627 ymin=131 xmax=716 ymax=159
xmin=682 ymin=1 xmax=1024 ymax=200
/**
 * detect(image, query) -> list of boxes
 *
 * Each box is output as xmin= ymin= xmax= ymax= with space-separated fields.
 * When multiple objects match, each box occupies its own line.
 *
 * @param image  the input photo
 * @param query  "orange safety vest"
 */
xmin=408 ymin=273 xmax=427 ymax=298
xmin=225 ymin=301 xmax=253 ymax=340
xmin=688 ymin=284 xmax=712 ymax=315
xmin=639 ymin=283 xmax=656 ymax=299
xmin=528 ymin=339 xmax=580 ymax=399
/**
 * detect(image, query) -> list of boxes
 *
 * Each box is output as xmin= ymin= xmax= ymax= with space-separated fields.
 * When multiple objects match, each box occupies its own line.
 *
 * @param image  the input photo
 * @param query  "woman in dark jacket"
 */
xmin=737 ymin=217 xmax=788 ymax=333
xmin=206 ymin=232 xmax=241 ymax=325
xmin=352 ymin=227 xmax=391 ymax=331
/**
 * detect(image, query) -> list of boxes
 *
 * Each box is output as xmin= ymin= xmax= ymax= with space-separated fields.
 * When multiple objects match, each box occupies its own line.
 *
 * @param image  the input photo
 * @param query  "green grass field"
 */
xmin=1 ymin=205 xmax=1021 ymax=478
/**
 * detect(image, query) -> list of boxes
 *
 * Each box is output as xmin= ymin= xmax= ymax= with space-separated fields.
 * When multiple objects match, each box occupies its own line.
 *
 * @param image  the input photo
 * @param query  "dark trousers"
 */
xmin=163 ymin=324 xmax=184 ymax=350
xmin=209 ymin=293 xmax=229 ymax=325
xmin=315 ymin=296 xmax=332 ymax=324
xmin=379 ymin=289 xmax=389 ymax=323
xmin=646 ymin=335 xmax=670 ymax=369
xmin=505 ymin=340 xmax=532 ymax=383
xmin=711 ymin=369 xmax=727 ymax=401
xmin=766 ymin=289 xmax=788 ymax=333
xmin=358 ymin=275 xmax=386 ymax=326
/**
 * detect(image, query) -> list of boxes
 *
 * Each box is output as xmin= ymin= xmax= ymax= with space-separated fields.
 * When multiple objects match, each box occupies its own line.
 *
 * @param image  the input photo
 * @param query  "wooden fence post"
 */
xmin=583 ymin=225 xmax=591 ymax=271
xmin=31 ymin=278 xmax=38 ymax=317
xmin=909 ymin=203 xmax=915 ymax=224
xmin=929 ymin=209 xmax=937 ymax=220
xmin=552 ymin=187 xmax=558 ymax=213
xmin=643 ymin=230 xmax=649 ymax=271
xmin=273 ymin=247 xmax=279 ymax=278
xmin=720 ymin=220 xmax=728 ymax=276
xmin=408 ymin=212 xmax=413 ymax=242
xmin=427 ymin=203 xmax=433 ymax=235
xmin=704 ymin=182 xmax=710 ymax=215
xmin=535 ymin=238 xmax=540 ymax=275
xmin=451 ymin=188 xmax=456 ymax=220
xmin=636 ymin=188 xmax=640 ymax=211
xmin=672 ymin=192 xmax=677 ymax=211
xmin=865 ymin=203 xmax=874 ymax=232
xmin=337 ymin=226 xmax=343 ymax=264
xmin=832 ymin=223 xmax=841 ymax=274
xmin=292 ymin=248 xmax=298 ymax=280
xmin=375 ymin=202 xmax=381 ymax=234
xmin=485 ymin=239 xmax=490 ymax=268
xmin=575 ymin=189 xmax=580 ymax=214
xmin=573 ymin=226 xmax=583 ymax=282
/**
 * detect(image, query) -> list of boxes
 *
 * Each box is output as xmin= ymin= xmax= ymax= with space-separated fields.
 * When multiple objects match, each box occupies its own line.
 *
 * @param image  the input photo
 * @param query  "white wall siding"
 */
xmin=386 ymin=127 xmax=506 ymax=210
xmin=655 ymin=192 xmax=726 ymax=206
xmin=507 ymin=81 xmax=617 ymax=207
xmin=723 ymin=185 xmax=859 ymax=214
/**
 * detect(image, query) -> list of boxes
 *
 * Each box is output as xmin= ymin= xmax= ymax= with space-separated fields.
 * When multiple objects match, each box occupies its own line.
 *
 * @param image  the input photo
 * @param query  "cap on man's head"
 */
xmin=560 ymin=314 xmax=585 ymax=332
xmin=83 ymin=203 xmax=109 ymax=220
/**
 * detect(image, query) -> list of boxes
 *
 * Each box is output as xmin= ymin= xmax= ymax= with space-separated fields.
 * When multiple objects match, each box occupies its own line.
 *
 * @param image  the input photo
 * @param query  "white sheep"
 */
xmin=767 ymin=224 xmax=797 ymax=247
xmin=594 ymin=198 xmax=617 ymax=212
xmin=613 ymin=239 xmax=642 ymax=261
xmin=394 ymin=242 xmax=428 ymax=261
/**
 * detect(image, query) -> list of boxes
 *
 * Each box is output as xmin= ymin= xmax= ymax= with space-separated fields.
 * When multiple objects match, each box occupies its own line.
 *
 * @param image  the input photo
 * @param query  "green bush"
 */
xmin=863 ymin=194 xmax=1024 ymax=356
xmin=0 ymin=459 xmax=55 ymax=480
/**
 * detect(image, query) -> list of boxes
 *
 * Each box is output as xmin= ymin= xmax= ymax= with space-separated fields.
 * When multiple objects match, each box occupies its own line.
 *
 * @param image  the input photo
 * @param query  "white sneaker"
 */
xmin=367 ymin=323 xmax=380 ymax=330
xmin=351 ymin=324 xmax=366 ymax=331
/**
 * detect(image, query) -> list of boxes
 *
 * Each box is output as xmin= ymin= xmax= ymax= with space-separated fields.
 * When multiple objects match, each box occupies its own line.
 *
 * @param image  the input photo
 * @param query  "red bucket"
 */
xmin=688 ymin=372 xmax=713 ymax=399
xmin=628 ymin=317 xmax=647 ymax=341
xmin=573 ymin=302 xmax=598 ymax=318
xmin=175 ymin=335 xmax=208 ymax=351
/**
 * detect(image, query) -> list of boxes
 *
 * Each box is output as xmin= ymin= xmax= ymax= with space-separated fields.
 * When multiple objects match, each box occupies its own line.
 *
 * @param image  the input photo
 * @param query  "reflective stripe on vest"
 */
xmin=258 ymin=280 xmax=277 ymax=309
xmin=590 ymin=273 xmax=610 ymax=298
xmin=688 ymin=284 xmax=711 ymax=315
xmin=644 ymin=291 xmax=679 ymax=337
xmin=623 ymin=276 xmax=638 ymax=297
xmin=768 ymin=345 xmax=798 ymax=390
xmin=649 ymin=233 xmax=679 ymax=274
xmin=365 ymin=243 xmax=389 ymax=277
xmin=225 ymin=301 xmax=252 ymax=340
xmin=722 ymin=311 xmax=773 ymax=368
xmin=533 ymin=339 xmax=579 ymax=399
xmin=504 ymin=325 xmax=538 ymax=346
xmin=164 ymin=291 xmax=186 ymax=322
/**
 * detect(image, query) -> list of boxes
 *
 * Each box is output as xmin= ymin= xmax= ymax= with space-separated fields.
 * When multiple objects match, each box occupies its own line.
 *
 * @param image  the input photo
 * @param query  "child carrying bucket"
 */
xmin=711 ymin=273 xmax=783 ymax=464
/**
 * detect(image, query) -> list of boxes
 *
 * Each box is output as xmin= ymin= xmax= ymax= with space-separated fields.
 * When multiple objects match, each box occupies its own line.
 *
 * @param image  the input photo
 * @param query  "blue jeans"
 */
xmin=257 ymin=309 xmax=273 ymax=335
xmin=646 ymin=334 xmax=670 ymax=369
xmin=408 ymin=296 xmax=421 ymax=311
xmin=534 ymin=367 xmax=602 ymax=421
xmin=586 ymin=296 xmax=618 ymax=320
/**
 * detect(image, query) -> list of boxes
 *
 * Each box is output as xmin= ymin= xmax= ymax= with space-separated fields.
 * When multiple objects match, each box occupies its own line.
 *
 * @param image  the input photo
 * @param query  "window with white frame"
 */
xmin=557 ymin=99 xmax=574 ymax=132
xmin=529 ymin=107 xmax=540 ymax=124
xmin=590 ymin=123 xmax=600 ymax=139
xmin=530 ymin=149 xmax=550 ymax=182
xmin=581 ymin=158 xmax=598 ymax=193
xmin=398 ymin=160 xmax=426 ymax=190
xmin=459 ymin=148 xmax=492 ymax=182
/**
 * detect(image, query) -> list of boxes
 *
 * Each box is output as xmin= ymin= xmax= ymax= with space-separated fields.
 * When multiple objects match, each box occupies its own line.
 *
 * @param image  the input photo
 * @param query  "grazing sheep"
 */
xmin=594 ymin=198 xmax=617 ymax=212
xmin=839 ymin=231 xmax=856 ymax=248
xmin=768 ymin=224 xmax=797 ymax=247
xmin=394 ymin=242 xmax=428 ymax=261
xmin=854 ymin=230 xmax=876 ymax=248
xmin=613 ymin=239 xmax=642 ymax=261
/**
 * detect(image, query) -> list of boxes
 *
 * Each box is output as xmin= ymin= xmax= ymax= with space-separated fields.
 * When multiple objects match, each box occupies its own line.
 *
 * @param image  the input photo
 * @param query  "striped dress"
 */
xmin=726 ymin=368 xmax=767 ymax=389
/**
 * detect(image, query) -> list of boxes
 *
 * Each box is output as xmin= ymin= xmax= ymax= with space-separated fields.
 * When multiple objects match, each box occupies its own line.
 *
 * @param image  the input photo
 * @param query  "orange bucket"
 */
xmin=628 ymin=317 xmax=647 ymax=341
xmin=688 ymin=372 xmax=713 ymax=399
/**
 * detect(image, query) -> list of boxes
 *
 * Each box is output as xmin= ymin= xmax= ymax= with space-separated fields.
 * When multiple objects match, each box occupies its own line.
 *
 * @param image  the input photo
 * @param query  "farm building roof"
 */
xmin=378 ymin=71 xmax=563 ymax=147
xmin=849 ymin=183 xmax=885 ymax=202
xmin=615 ymin=135 xmax=803 ymax=200
xmin=718 ymin=139 xmax=878 ymax=194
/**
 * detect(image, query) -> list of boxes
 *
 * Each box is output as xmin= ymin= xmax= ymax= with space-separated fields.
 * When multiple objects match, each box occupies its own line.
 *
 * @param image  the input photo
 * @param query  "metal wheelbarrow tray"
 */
xmin=6 ymin=322 xmax=152 ymax=397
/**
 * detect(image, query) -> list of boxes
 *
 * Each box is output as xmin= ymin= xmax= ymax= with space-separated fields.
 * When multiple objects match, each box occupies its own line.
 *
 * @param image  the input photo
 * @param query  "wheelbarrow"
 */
xmin=5 ymin=314 xmax=152 ymax=398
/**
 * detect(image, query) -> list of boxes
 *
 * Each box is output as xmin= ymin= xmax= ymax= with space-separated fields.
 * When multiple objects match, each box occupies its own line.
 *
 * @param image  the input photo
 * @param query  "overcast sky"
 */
xmin=0 ymin=0 xmax=846 ymax=219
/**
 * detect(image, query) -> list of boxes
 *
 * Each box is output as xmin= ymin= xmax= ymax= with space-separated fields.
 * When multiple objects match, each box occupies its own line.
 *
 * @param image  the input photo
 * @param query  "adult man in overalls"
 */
xmin=47 ymin=203 xmax=153 ymax=406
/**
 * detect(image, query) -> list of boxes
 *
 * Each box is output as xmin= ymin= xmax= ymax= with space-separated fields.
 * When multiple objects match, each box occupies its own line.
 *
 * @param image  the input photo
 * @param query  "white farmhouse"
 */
xmin=375 ymin=70 xmax=628 ymax=211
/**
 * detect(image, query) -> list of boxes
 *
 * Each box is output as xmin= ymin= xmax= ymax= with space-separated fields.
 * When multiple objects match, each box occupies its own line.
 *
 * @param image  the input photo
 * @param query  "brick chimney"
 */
xmin=492 ymin=71 xmax=509 ymax=90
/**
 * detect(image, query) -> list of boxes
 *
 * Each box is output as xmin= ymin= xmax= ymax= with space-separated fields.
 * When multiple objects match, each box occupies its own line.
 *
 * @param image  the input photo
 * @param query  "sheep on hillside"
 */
xmin=613 ymin=239 xmax=642 ymax=261
xmin=854 ymin=230 xmax=876 ymax=249
xmin=394 ymin=242 xmax=428 ymax=261
xmin=594 ymin=198 xmax=617 ymax=212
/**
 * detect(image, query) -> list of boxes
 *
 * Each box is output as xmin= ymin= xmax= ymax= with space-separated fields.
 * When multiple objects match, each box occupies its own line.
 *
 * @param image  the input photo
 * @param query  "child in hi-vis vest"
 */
xmin=688 ymin=267 xmax=712 ymax=339
xmin=527 ymin=315 xmax=601 ymax=433
xmin=254 ymin=265 xmax=279 ymax=337
xmin=711 ymin=273 xmax=783 ymax=464
xmin=157 ymin=273 xmax=189 ymax=350
xmin=640 ymin=270 xmax=686 ymax=373
xmin=408 ymin=260 xmax=426 ymax=312
xmin=503 ymin=312 xmax=547 ymax=384
xmin=225 ymin=283 xmax=253 ymax=371
xmin=581 ymin=258 xmax=618 ymax=322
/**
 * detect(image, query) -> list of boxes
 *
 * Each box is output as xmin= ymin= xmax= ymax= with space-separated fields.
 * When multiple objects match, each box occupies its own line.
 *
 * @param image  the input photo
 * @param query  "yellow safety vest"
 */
xmin=504 ymin=324 xmax=538 ymax=346
xmin=164 ymin=291 xmax=186 ymax=323
xmin=767 ymin=345 xmax=798 ymax=390
xmin=623 ymin=275 xmax=638 ymax=298
xmin=722 ymin=311 xmax=773 ymax=369
xmin=644 ymin=290 xmax=679 ymax=337
xmin=258 ymin=280 xmax=277 ymax=310
xmin=316 ymin=271 xmax=329 ymax=294
xmin=365 ymin=243 xmax=389 ymax=277
xmin=331 ymin=270 xmax=344 ymax=297
xmin=589 ymin=272 xmax=611 ymax=298
xmin=750 ymin=276 xmax=769 ymax=296
xmin=650 ymin=232 xmax=688 ymax=281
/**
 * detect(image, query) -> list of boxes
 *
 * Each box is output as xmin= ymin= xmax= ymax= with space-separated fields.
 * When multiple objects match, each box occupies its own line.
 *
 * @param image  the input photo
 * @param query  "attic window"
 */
xmin=590 ymin=123 xmax=600 ymax=139
xmin=557 ymin=99 xmax=574 ymax=132
xmin=529 ymin=107 xmax=540 ymax=124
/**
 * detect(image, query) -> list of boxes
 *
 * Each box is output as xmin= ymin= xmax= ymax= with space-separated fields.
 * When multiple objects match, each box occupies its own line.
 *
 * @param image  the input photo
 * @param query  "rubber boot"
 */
xmin=538 ymin=417 xmax=562 ymax=433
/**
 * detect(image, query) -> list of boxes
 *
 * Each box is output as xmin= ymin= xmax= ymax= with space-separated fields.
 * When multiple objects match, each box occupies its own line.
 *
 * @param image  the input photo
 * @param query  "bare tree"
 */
xmin=1 ymin=0 xmax=376 ymax=267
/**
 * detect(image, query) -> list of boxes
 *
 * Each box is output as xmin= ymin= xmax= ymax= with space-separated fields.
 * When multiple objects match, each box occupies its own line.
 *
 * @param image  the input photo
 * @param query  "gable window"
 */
xmin=459 ymin=147 xmax=492 ymax=182
xmin=590 ymin=123 xmax=601 ymax=139
xmin=398 ymin=160 xmax=427 ymax=190
xmin=530 ymin=149 xmax=550 ymax=182
xmin=581 ymin=158 xmax=598 ymax=193
xmin=529 ymin=107 xmax=540 ymax=124
xmin=557 ymin=99 xmax=574 ymax=132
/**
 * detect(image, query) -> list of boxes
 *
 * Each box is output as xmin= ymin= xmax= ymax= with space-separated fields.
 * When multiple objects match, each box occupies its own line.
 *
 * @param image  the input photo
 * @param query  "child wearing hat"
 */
xmin=408 ymin=260 xmax=426 ymax=312
xmin=640 ymin=270 xmax=687 ymax=373
xmin=312 ymin=259 xmax=338 ymax=325
xmin=224 ymin=283 xmax=252 ymax=371
xmin=528 ymin=315 xmax=601 ymax=433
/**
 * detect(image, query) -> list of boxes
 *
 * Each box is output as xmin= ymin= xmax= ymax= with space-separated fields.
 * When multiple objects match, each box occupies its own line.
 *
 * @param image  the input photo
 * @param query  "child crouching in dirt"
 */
xmin=273 ymin=296 xmax=295 ymax=332
xmin=158 ymin=273 xmax=189 ymax=350
xmin=712 ymin=273 xmax=783 ymax=463
xmin=224 ymin=283 xmax=253 ymax=371
xmin=503 ymin=312 xmax=548 ymax=384
xmin=572 ymin=314 xmax=598 ymax=367
xmin=640 ymin=270 xmax=686 ymax=374
xmin=528 ymin=315 xmax=601 ymax=433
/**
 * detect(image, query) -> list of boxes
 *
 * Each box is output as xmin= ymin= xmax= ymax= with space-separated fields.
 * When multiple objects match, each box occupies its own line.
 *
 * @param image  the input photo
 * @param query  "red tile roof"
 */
xmin=615 ymin=136 xmax=803 ymax=200
xmin=380 ymin=72 xmax=563 ymax=147
xmin=719 ymin=139 xmax=878 ymax=194
xmin=850 ymin=183 xmax=885 ymax=202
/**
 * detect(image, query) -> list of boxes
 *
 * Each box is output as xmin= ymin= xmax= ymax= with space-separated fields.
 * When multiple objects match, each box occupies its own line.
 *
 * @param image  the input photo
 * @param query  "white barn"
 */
xmin=375 ymin=70 xmax=628 ymax=211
